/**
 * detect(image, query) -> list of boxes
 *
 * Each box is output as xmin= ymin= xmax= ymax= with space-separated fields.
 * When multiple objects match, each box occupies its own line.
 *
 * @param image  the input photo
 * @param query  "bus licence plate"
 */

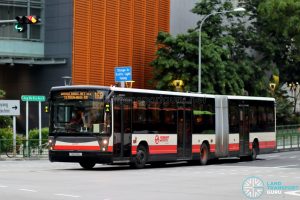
xmin=69 ymin=152 xmax=82 ymax=156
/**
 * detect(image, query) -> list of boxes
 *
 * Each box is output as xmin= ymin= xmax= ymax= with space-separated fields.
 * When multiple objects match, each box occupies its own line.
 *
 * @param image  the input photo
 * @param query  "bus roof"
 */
xmin=50 ymin=85 xmax=275 ymax=101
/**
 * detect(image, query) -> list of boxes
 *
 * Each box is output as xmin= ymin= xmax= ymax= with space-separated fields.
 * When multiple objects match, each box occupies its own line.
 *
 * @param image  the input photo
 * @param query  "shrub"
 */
xmin=0 ymin=128 xmax=13 ymax=152
xmin=0 ymin=128 xmax=23 ymax=153
xmin=0 ymin=116 xmax=12 ymax=128
xmin=28 ymin=127 xmax=49 ymax=147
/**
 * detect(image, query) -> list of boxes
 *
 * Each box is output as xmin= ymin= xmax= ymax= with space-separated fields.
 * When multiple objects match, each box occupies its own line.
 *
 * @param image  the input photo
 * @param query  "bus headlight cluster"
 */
xmin=100 ymin=139 xmax=109 ymax=151
xmin=102 ymin=139 xmax=108 ymax=145
xmin=48 ymin=136 xmax=55 ymax=150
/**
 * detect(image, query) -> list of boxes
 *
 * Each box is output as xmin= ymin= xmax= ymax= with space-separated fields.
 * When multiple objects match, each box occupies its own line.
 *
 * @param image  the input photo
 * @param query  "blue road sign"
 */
xmin=115 ymin=66 xmax=132 ymax=82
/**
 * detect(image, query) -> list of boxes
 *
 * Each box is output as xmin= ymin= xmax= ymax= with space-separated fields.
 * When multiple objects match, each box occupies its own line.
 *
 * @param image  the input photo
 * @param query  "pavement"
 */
xmin=0 ymin=151 xmax=299 ymax=200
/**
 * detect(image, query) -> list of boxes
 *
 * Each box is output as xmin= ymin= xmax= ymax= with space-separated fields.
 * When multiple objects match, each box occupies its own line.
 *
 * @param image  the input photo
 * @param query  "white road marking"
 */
xmin=289 ymin=156 xmax=297 ymax=159
xmin=266 ymin=155 xmax=279 ymax=158
xmin=55 ymin=193 xmax=80 ymax=198
xmin=280 ymin=176 xmax=288 ymax=178
xmin=285 ymin=190 xmax=300 ymax=197
xmin=275 ymin=165 xmax=298 ymax=168
xmin=0 ymin=185 xmax=8 ymax=188
xmin=19 ymin=189 xmax=37 ymax=192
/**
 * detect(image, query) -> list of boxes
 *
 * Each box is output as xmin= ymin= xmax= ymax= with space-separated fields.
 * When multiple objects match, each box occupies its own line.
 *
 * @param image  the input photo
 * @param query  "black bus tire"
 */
xmin=200 ymin=143 xmax=209 ymax=165
xmin=79 ymin=161 xmax=96 ymax=169
xmin=250 ymin=142 xmax=259 ymax=161
xmin=131 ymin=145 xmax=148 ymax=169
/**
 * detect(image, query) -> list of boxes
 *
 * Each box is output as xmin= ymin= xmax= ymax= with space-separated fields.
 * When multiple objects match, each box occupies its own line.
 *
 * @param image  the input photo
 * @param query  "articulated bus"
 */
xmin=48 ymin=85 xmax=276 ymax=169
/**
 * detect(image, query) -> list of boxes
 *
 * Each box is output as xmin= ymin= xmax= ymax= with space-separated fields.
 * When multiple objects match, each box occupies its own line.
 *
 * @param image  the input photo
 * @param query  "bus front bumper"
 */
xmin=49 ymin=150 xmax=113 ymax=164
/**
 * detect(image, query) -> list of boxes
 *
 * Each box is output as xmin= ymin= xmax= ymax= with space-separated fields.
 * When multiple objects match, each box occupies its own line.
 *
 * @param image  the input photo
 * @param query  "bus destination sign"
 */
xmin=60 ymin=91 xmax=104 ymax=100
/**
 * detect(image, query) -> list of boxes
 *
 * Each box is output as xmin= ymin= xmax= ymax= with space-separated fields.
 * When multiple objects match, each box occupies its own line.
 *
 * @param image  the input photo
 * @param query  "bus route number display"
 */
xmin=60 ymin=91 xmax=104 ymax=100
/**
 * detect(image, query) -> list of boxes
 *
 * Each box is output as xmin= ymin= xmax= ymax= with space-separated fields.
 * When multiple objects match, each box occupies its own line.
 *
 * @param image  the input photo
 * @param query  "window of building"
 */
xmin=0 ymin=0 xmax=43 ymax=40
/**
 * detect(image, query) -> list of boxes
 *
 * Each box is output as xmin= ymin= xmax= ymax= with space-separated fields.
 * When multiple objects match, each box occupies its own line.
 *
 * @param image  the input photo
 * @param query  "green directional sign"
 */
xmin=21 ymin=95 xmax=46 ymax=102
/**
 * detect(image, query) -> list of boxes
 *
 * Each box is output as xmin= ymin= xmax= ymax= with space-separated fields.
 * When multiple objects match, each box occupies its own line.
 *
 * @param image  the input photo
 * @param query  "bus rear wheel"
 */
xmin=79 ymin=161 xmax=96 ymax=169
xmin=200 ymin=143 xmax=209 ymax=165
xmin=131 ymin=145 xmax=148 ymax=169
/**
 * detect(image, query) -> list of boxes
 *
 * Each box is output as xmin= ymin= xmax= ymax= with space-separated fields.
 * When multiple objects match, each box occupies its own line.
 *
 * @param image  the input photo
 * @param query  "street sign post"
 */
xmin=0 ymin=100 xmax=20 ymax=157
xmin=0 ymin=100 xmax=20 ymax=116
xmin=21 ymin=95 xmax=46 ymax=153
xmin=21 ymin=95 xmax=45 ymax=102
xmin=115 ymin=66 xmax=132 ymax=82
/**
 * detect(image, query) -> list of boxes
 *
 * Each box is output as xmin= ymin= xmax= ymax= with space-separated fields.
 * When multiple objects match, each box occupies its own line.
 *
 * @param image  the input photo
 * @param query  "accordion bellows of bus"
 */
xmin=47 ymin=85 xmax=276 ymax=169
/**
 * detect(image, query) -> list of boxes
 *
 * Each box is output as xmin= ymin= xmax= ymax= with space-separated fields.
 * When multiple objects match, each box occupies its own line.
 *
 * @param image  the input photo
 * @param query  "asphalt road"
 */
xmin=0 ymin=151 xmax=299 ymax=200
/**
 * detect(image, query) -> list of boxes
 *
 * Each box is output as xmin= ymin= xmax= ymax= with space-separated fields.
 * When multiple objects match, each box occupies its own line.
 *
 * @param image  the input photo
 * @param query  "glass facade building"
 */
xmin=0 ymin=0 xmax=43 ymax=40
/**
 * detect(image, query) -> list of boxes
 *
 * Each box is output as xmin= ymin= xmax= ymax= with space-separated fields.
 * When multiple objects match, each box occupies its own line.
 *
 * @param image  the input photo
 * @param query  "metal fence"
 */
xmin=277 ymin=124 xmax=300 ymax=150
xmin=0 ymin=139 xmax=48 ymax=159
xmin=0 ymin=126 xmax=299 ymax=159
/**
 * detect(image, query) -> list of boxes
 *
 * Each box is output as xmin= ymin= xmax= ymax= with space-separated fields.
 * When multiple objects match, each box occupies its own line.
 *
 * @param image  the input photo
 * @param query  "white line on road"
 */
xmin=275 ymin=165 xmax=298 ymax=168
xmin=19 ymin=189 xmax=37 ymax=192
xmin=280 ymin=176 xmax=288 ymax=178
xmin=55 ymin=193 xmax=80 ymax=198
xmin=285 ymin=190 xmax=300 ymax=197
xmin=266 ymin=155 xmax=279 ymax=158
xmin=289 ymin=156 xmax=297 ymax=159
xmin=0 ymin=185 xmax=8 ymax=188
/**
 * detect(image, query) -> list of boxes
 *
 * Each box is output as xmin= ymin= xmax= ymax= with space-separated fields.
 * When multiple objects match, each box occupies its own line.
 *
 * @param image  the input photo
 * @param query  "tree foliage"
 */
xmin=241 ymin=0 xmax=300 ymax=83
xmin=0 ymin=89 xmax=5 ymax=99
xmin=151 ymin=0 xmax=269 ymax=95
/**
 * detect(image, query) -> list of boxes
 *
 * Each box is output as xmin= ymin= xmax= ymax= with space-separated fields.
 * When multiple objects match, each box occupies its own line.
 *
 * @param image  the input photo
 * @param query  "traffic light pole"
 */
xmin=0 ymin=19 xmax=17 ymax=24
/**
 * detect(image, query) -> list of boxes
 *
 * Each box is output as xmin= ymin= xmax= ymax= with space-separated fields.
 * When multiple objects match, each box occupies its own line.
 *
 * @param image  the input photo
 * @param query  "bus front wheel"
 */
xmin=131 ymin=145 xmax=148 ymax=169
xmin=79 ymin=161 xmax=96 ymax=169
xmin=200 ymin=143 xmax=209 ymax=165
xmin=250 ymin=142 xmax=259 ymax=161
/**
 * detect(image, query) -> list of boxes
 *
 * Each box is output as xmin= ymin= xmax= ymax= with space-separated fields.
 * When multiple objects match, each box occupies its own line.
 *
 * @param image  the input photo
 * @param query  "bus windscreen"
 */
xmin=49 ymin=90 xmax=111 ymax=135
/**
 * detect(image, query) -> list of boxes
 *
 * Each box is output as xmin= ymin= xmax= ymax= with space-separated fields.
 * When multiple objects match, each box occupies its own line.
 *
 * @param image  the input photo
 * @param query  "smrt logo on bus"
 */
xmin=154 ymin=135 xmax=170 ymax=144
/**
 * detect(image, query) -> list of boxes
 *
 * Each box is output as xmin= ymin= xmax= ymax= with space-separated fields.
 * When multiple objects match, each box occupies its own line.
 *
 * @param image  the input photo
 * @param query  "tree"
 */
xmin=240 ymin=0 xmax=300 ymax=83
xmin=151 ymin=0 xmax=270 ymax=95
xmin=0 ymin=89 xmax=5 ymax=99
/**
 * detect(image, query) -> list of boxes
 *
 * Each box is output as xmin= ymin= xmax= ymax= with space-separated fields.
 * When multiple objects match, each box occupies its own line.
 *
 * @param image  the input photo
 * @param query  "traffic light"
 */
xmin=14 ymin=16 xmax=40 ymax=32
xmin=15 ymin=23 xmax=26 ymax=32
xmin=15 ymin=15 xmax=39 ymax=24
xmin=44 ymin=104 xmax=49 ymax=113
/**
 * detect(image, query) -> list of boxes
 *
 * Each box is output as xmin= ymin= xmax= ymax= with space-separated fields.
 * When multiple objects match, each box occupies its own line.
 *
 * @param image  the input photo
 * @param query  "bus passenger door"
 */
xmin=177 ymin=101 xmax=192 ymax=158
xmin=239 ymin=105 xmax=250 ymax=156
xmin=113 ymin=99 xmax=132 ymax=158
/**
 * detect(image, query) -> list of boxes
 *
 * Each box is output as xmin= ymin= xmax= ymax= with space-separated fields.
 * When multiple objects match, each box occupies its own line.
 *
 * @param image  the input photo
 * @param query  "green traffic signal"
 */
xmin=14 ymin=23 xmax=26 ymax=32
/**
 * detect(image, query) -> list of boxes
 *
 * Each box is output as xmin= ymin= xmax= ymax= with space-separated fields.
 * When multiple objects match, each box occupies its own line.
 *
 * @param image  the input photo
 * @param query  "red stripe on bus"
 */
xmin=107 ymin=146 xmax=113 ymax=152
xmin=192 ymin=144 xmax=216 ymax=153
xmin=229 ymin=143 xmax=239 ymax=151
xmin=131 ymin=145 xmax=177 ymax=155
xmin=210 ymin=144 xmax=216 ymax=152
xmin=54 ymin=145 xmax=100 ymax=151
xmin=259 ymin=141 xmax=276 ymax=149
xmin=132 ymin=146 xmax=137 ymax=155
xmin=149 ymin=145 xmax=177 ymax=154
xmin=192 ymin=145 xmax=201 ymax=153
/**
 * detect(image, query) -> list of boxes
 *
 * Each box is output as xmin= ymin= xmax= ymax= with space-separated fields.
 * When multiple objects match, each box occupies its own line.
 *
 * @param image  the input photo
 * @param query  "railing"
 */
xmin=0 ymin=139 xmax=48 ymax=159
xmin=276 ymin=124 xmax=300 ymax=150
xmin=0 ymin=126 xmax=299 ymax=160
